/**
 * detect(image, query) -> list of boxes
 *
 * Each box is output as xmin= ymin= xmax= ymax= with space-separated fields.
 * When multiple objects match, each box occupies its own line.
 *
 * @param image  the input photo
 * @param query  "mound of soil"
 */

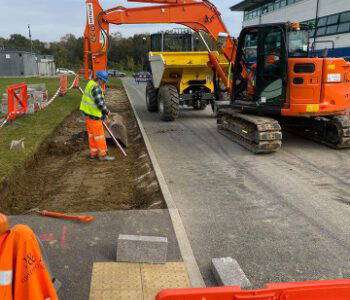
xmin=0 ymin=89 xmax=165 ymax=215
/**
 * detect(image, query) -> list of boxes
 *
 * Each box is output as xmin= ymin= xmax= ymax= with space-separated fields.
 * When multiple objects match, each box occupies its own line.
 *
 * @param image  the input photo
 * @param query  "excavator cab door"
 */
xmin=232 ymin=24 xmax=288 ymax=110
xmin=256 ymin=25 xmax=287 ymax=107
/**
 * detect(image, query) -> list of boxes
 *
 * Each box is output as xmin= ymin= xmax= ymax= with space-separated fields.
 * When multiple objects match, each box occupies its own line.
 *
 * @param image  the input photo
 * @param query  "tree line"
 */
xmin=0 ymin=33 xmax=149 ymax=72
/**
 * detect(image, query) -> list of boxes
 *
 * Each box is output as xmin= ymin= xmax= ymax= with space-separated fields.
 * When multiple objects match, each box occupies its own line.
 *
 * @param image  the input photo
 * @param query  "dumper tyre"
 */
xmin=146 ymin=81 xmax=158 ymax=112
xmin=158 ymin=84 xmax=179 ymax=121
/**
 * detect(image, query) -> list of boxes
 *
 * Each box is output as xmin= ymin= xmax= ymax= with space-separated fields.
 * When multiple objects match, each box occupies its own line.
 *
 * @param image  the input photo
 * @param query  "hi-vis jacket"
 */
xmin=0 ymin=225 xmax=58 ymax=300
xmin=80 ymin=80 xmax=103 ymax=119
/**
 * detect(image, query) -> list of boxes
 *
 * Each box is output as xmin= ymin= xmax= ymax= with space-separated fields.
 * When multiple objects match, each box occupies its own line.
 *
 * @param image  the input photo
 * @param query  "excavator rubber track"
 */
xmin=283 ymin=114 xmax=350 ymax=149
xmin=217 ymin=108 xmax=282 ymax=154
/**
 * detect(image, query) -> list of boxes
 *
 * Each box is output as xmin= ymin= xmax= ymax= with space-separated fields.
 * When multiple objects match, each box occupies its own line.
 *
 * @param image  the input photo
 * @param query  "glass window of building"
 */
xmin=288 ymin=0 xmax=295 ymax=4
xmin=308 ymin=19 xmax=316 ymax=26
xmin=327 ymin=14 xmax=339 ymax=25
xmin=326 ymin=24 xmax=338 ymax=35
xmin=274 ymin=0 xmax=281 ymax=9
xmin=262 ymin=4 xmax=268 ymax=14
xmin=268 ymin=2 xmax=274 ymax=12
xmin=280 ymin=0 xmax=287 ymax=7
xmin=338 ymin=22 xmax=350 ymax=33
xmin=316 ymin=27 xmax=326 ymax=36
xmin=317 ymin=17 xmax=327 ymax=27
xmin=340 ymin=12 xmax=350 ymax=23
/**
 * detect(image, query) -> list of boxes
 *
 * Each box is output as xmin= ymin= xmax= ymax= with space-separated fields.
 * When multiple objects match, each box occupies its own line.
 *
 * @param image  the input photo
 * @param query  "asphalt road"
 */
xmin=123 ymin=77 xmax=350 ymax=288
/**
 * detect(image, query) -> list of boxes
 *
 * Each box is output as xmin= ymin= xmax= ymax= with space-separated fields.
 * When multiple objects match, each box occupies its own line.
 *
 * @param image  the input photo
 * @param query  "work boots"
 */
xmin=98 ymin=155 xmax=115 ymax=161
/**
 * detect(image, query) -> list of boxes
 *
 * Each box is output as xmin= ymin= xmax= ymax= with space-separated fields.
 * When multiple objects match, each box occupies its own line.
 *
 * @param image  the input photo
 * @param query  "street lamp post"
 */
xmin=28 ymin=24 xmax=33 ymax=54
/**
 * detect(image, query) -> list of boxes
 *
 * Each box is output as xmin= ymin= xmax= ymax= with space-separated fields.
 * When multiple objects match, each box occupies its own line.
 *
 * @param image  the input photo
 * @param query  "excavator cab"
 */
xmin=232 ymin=22 xmax=309 ymax=114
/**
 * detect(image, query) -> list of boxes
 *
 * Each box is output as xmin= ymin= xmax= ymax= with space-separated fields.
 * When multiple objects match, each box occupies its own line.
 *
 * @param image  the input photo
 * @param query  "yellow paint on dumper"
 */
xmin=150 ymin=51 xmax=228 ymax=94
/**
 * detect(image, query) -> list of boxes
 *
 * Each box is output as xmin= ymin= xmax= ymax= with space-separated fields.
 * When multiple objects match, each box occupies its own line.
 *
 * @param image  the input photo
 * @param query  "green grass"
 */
xmin=107 ymin=77 xmax=123 ymax=89
xmin=0 ymin=76 xmax=85 ymax=183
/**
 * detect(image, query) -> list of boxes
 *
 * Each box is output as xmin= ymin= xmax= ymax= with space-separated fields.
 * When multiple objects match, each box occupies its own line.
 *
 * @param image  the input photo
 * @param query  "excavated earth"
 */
xmin=0 ymin=89 xmax=165 ymax=215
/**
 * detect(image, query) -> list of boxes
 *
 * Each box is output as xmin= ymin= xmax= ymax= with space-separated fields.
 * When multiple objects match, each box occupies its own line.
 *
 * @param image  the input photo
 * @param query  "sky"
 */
xmin=1 ymin=0 xmax=243 ymax=42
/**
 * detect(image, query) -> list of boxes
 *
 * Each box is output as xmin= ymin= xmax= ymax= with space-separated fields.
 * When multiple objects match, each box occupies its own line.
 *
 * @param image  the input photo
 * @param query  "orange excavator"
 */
xmin=83 ymin=0 xmax=350 ymax=153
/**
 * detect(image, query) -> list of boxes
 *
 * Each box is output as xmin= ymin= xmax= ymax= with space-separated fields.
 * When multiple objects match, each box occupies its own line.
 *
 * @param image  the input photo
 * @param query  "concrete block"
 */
xmin=10 ymin=139 xmax=25 ymax=151
xmin=117 ymin=234 xmax=168 ymax=264
xmin=28 ymin=83 xmax=46 ymax=92
xmin=211 ymin=257 xmax=251 ymax=288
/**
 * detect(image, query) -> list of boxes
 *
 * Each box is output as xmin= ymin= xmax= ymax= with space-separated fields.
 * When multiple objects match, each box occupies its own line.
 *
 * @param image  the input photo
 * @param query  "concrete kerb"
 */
xmin=122 ymin=78 xmax=205 ymax=288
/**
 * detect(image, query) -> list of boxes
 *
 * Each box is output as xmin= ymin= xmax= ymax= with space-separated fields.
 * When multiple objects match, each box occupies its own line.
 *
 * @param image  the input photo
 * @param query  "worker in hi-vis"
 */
xmin=0 ymin=224 xmax=58 ymax=300
xmin=80 ymin=70 xmax=115 ymax=161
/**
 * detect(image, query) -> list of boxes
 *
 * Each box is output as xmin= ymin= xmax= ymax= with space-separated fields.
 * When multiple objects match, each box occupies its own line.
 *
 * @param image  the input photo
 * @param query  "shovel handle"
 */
xmin=41 ymin=211 xmax=94 ymax=223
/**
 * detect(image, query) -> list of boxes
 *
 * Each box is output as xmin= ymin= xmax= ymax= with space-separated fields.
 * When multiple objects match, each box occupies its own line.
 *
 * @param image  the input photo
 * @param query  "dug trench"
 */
xmin=0 ymin=88 xmax=165 ymax=215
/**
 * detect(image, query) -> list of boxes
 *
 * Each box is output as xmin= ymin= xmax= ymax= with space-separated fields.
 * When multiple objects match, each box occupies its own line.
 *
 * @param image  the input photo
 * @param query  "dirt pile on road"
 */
xmin=0 ymin=89 xmax=165 ymax=215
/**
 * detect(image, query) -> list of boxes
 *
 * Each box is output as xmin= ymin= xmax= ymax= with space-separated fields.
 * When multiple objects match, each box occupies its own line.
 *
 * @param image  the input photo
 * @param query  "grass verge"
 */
xmin=0 ymin=76 xmax=124 ymax=183
xmin=0 ymin=76 xmax=84 ymax=183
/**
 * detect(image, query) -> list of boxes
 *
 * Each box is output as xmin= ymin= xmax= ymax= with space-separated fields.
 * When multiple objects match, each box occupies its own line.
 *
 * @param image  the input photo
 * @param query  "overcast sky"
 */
xmin=1 ymin=0 xmax=243 ymax=42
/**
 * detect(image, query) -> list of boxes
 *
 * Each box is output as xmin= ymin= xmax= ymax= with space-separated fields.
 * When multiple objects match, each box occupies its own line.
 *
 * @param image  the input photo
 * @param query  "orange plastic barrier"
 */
xmin=59 ymin=74 xmax=68 ymax=96
xmin=156 ymin=279 xmax=350 ymax=300
xmin=6 ymin=83 xmax=28 ymax=121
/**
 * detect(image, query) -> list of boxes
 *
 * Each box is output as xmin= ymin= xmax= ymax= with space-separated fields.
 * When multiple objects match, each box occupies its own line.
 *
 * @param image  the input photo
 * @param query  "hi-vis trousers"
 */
xmin=85 ymin=118 xmax=108 ymax=157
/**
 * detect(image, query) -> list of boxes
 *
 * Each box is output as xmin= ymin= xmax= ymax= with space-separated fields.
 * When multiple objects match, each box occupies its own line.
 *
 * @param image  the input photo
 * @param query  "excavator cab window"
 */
xmin=256 ymin=26 xmax=286 ymax=107
xmin=232 ymin=24 xmax=287 ymax=109
xmin=288 ymin=29 xmax=309 ymax=57
xmin=232 ymin=28 xmax=259 ymax=100
xmin=150 ymin=30 xmax=193 ymax=52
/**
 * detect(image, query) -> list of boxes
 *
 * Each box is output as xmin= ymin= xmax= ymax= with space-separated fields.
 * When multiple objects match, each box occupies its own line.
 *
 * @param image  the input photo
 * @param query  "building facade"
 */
xmin=0 ymin=51 xmax=55 ymax=77
xmin=231 ymin=0 xmax=350 ymax=58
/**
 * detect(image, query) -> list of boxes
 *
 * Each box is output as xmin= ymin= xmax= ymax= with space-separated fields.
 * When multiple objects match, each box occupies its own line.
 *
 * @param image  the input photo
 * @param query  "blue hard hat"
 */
xmin=96 ymin=70 xmax=109 ymax=83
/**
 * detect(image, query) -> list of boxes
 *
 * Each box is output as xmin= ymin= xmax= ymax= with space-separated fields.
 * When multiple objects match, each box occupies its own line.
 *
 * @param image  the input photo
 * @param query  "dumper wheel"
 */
xmin=146 ymin=81 xmax=158 ymax=112
xmin=158 ymin=84 xmax=179 ymax=121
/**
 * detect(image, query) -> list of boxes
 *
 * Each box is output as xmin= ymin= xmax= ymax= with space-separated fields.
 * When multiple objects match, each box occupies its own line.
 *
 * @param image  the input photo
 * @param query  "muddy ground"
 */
xmin=0 ymin=89 xmax=165 ymax=215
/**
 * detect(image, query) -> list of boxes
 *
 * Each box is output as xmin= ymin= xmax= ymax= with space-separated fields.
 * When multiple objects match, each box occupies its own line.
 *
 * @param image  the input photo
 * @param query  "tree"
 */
xmin=1 ymin=31 xmax=151 ymax=71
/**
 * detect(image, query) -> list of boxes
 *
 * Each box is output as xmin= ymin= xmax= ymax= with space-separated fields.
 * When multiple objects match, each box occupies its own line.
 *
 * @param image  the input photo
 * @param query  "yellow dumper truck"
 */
xmin=145 ymin=30 xmax=228 ymax=121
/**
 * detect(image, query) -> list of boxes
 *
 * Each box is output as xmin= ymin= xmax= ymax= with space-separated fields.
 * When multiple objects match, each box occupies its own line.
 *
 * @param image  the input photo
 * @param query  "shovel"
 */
xmin=41 ymin=210 xmax=94 ymax=223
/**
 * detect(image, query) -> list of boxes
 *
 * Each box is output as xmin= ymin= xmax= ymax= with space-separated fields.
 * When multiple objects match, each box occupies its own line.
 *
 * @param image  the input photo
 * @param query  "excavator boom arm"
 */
xmin=84 ymin=0 xmax=236 ymax=86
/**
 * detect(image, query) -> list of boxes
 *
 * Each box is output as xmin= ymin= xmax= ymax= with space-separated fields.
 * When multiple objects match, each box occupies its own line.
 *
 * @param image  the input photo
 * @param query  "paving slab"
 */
xmin=9 ymin=209 xmax=181 ymax=300
xmin=211 ymin=257 xmax=251 ymax=288
xmin=89 ymin=262 xmax=190 ymax=300
xmin=117 ymin=234 xmax=168 ymax=263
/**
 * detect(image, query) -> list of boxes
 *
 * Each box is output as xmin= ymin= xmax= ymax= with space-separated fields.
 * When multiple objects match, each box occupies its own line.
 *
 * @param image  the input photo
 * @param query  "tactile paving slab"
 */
xmin=89 ymin=262 xmax=191 ymax=300
xmin=89 ymin=262 xmax=142 ymax=300
xmin=141 ymin=262 xmax=191 ymax=300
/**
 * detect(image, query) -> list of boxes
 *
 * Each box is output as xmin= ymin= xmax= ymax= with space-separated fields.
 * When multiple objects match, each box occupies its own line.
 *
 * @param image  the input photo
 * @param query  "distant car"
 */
xmin=107 ymin=70 xmax=126 ymax=78
xmin=133 ymin=71 xmax=151 ymax=83
xmin=115 ymin=71 xmax=126 ymax=78
xmin=56 ymin=68 xmax=75 ymax=75
xmin=107 ymin=70 xmax=116 ymax=77
xmin=78 ymin=68 xmax=91 ymax=75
